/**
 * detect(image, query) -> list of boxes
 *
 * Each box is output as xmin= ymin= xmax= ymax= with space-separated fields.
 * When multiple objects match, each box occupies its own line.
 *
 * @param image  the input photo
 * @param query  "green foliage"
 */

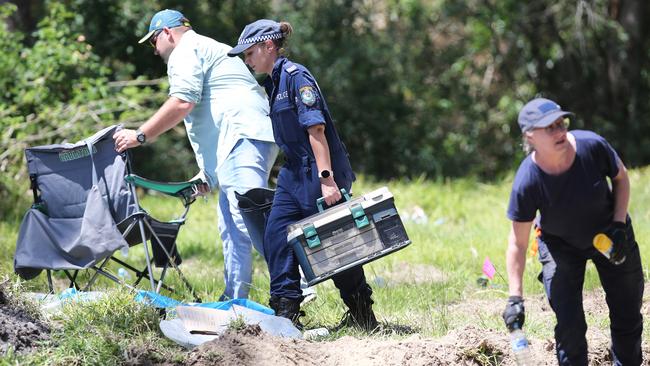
xmin=0 ymin=2 xmax=120 ymax=219
xmin=266 ymin=0 xmax=650 ymax=179
xmin=61 ymin=0 xmax=271 ymax=79
xmin=1 ymin=2 xmax=109 ymax=115
xmin=269 ymin=0 xmax=523 ymax=179
xmin=3 ymin=0 xmax=650 ymax=215
xmin=0 ymin=1 xmax=272 ymax=220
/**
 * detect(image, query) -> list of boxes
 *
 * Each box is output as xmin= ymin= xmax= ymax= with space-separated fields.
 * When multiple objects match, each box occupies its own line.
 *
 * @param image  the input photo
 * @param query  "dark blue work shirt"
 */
xmin=507 ymin=130 xmax=620 ymax=249
xmin=262 ymin=57 xmax=355 ymax=183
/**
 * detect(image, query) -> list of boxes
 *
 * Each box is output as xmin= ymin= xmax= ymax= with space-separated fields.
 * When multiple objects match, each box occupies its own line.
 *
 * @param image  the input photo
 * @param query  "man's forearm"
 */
xmin=140 ymin=96 xmax=195 ymax=140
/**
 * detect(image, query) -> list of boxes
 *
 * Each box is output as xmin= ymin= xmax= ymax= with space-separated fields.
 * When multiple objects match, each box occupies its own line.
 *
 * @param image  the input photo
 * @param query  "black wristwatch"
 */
xmin=318 ymin=169 xmax=332 ymax=179
xmin=136 ymin=129 xmax=146 ymax=145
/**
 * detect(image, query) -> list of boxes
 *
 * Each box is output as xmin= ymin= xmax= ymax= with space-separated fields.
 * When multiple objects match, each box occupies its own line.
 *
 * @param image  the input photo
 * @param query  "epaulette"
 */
xmin=283 ymin=62 xmax=299 ymax=75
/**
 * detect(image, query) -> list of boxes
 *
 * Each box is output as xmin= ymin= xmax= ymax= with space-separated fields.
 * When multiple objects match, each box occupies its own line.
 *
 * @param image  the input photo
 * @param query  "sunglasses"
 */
xmin=148 ymin=29 xmax=163 ymax=48
xmin=539 ymin=118 xmax=570 ymax=134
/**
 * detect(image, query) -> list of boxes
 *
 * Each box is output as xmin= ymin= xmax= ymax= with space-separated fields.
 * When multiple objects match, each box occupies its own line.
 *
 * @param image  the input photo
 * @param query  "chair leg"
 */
xmin=144 ymin=219 xmax=200 ymax=302
xmin=109 ymin=257 xmax=176 ymax=293
xmin=137 ymin=218 xmax=156 ymax=291
xmin=63 ymin=270 xmax=81 ymax=290
xmin=46 ymin=270 xmax=54 ymax=294
xmin=91 ymin=266 xmax=135 ymax=291
xmin=83 ymin=257 xmax=112 ymax=291
xmin=157 ymin=266 xmax=168 ymax=293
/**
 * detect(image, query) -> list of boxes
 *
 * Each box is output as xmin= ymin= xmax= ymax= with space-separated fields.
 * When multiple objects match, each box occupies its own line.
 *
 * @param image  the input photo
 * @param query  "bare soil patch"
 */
xmin=180 ymin=284 xmax=650 ymax=366
xmin=0 ymin=285 xmax=50 ymax=355
xmin=181 ymin=324 xmax=647 ymax=366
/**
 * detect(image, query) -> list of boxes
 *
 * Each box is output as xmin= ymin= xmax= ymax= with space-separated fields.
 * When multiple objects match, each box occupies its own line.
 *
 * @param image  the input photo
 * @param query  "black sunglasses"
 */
xmin=148 ymin=29 xmax=163 ymax=48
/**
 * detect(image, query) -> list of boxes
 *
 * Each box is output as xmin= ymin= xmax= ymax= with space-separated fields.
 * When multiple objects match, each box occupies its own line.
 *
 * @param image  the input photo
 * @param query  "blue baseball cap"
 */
xmin=139 ymin=9 xmax=190 ymax=44
xmin=518 ymin=97 xmax=573 ymax=132
xmin=227 ymin=19 xmax=284 ymax=57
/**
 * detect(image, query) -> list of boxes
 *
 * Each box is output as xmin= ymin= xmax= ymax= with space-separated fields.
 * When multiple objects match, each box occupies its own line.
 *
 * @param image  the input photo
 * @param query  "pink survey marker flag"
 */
xmin=482 ymin=256 xmax=496 ymax=280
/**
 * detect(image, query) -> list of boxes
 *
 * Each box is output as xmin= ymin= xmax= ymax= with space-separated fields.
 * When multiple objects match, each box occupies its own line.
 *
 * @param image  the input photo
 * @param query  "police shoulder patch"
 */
xmin=284 ymin=63 xmax=299 ymax=75
xmin=299 ymin=86 xmax=316 ymax=106
xmin=285 ymin=65 xmax=298 ymax=73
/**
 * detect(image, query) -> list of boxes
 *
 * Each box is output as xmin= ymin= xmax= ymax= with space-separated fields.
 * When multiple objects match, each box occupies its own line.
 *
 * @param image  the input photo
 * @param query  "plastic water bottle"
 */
xmin=510 ymin=327 xmax=533 ymax=365
xmin=117 ymin=267 xmax=131 ymax=281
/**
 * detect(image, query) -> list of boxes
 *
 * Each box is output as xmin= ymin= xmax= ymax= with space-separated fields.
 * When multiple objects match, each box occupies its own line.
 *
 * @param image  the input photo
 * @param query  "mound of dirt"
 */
xmin=0 ymin=287 xmax=50 ymax=354
xmin=184 ymin=324 xmax=518 ymax=365
xmin=180 ymin=283 xmax=650 ymax=366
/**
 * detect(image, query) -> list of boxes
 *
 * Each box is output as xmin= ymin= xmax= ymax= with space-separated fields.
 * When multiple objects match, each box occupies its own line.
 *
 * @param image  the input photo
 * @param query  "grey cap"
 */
xmin=518 ymin=97 xmax=573 ymax=132
xmin=227 ymin=19 xmax=284 ymax=57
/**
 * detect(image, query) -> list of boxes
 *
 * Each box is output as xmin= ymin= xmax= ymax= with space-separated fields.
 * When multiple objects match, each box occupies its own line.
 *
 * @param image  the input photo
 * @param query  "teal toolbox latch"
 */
xmin=349 ymin=203 xmax=370 ymax=229
xmin=303 ymin=223 xmax=321 ymax=248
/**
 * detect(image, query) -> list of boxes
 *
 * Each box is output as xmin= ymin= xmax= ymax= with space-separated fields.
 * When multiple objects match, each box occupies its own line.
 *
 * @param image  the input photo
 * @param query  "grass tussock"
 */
xmin=23 ymin=289 xmax=176 ymax=366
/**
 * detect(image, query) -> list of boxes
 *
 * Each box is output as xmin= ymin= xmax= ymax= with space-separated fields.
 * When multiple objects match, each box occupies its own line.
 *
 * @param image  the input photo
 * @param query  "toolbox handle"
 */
xmin=349 ymin=203 xmax=370 ymax=229
xmin=302 ymin=223 xmax=321 ymax=248
xmin=316 ymin=188 xmax=351 ymax=212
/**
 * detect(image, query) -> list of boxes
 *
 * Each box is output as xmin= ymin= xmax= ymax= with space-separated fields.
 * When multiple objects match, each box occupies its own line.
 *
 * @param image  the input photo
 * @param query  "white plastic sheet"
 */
xmin=159 ymin=304 xmax=303 ymax=348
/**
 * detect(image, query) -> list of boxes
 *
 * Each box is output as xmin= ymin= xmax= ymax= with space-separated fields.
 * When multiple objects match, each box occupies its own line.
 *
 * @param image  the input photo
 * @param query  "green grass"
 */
xmin=1 ymin=167 xmax=650 ymax=364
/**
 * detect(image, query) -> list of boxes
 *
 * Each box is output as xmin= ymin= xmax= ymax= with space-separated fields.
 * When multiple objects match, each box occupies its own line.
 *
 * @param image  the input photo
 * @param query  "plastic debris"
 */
xmin=26 ymin=288 xmax=106 ymax=314
xmin=159 ymin=304 xmax=303 ymax=348
xmin=304 ymin=327 xmax=329 ymax=340
xmin=401 ymin=206 xmax=430 ymax=225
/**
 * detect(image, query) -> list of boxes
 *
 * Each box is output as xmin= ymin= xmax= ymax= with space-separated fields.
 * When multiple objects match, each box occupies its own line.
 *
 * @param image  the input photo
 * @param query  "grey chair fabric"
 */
xmin=14 ymin=125 xmax=135 ymax=279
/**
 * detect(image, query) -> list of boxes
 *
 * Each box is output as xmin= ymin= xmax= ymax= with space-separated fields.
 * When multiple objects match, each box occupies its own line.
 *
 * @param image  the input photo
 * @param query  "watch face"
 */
xmin=137 ymin=132 xmax=145 ymax=143
xmin=320 ymin=170 xmax=330 ymax=178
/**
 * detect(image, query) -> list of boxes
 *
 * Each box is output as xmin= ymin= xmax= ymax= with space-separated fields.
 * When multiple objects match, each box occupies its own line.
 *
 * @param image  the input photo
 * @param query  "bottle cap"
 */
xmin=593 ymin=233 xmax=612 ymax=253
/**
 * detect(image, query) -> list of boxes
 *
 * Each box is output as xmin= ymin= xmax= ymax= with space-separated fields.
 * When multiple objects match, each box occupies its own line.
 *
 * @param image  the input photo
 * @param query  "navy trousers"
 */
xmin=263 ymin=163 xmax=367 ymax=300
xmin=537 ymin=222 xmax=644 ymax=366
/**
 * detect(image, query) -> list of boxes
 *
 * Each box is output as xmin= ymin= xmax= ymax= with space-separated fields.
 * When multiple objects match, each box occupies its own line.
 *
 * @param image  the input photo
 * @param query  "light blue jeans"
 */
xmin=217 ymin=138 xmax=278 ymax=300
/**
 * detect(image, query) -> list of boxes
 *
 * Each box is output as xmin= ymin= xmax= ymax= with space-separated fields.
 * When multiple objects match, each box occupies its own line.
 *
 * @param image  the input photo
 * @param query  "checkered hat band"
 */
xmin=238 ymin=33 xmax=284 ymax=45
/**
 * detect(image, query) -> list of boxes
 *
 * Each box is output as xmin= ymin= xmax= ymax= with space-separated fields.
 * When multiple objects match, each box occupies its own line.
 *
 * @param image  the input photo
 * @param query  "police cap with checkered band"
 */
xmin=227 ymin=19 xmax=284 ymax=57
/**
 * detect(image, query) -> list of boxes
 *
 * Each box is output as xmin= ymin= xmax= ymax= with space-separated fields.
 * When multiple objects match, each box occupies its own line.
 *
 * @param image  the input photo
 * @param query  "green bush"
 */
xmin=0 ymin=3 xmax=109 ymax=218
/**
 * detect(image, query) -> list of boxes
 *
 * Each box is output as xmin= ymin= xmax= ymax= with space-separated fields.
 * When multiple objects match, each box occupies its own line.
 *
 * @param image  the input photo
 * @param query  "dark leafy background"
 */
xmin=1 ymin=0 xmax=648 ymax=217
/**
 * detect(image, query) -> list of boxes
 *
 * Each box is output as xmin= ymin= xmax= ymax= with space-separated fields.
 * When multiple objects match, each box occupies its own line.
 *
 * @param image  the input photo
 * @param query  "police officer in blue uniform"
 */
xmin=229 ymin=19 xmax=378 ymax=330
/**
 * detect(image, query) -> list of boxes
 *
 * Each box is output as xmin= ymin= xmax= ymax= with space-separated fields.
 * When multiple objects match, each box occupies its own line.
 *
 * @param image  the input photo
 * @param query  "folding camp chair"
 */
xmin=14 ymin=125 xmax=200 ymax=301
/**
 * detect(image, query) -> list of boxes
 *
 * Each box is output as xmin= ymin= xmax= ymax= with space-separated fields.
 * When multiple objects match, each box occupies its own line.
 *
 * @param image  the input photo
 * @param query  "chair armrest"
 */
xmin=124 ymin=174 xmax=203 ymax=198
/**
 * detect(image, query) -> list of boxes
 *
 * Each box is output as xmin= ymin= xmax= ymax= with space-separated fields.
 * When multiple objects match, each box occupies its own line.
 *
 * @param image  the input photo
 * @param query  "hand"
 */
xmin=320 ymin=177 xmax=341 ymax=206
xmin=191 ymin=182 xmax=210 ymax=198
xmin=502 ymin=296 xmax=525 ymax=331
xmin=606 ymin=221 xmax=628 ymax=265
xmin=112 ymin=129 xmax=140 ymax=153
xmin=189 ymin=171 xmax=210 ymax=197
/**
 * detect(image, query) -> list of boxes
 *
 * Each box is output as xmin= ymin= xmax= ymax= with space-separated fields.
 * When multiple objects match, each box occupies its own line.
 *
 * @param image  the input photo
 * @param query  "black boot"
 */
xmin=340 ymin=284 xmax=379 ymax=332
xmin=269 ymin=296 xmax=304 ymax=329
